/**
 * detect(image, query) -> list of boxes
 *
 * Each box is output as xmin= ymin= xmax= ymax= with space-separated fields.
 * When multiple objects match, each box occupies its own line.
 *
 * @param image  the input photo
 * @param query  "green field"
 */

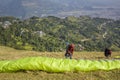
xmin=0 ymin=46 xmax=120 ymax=80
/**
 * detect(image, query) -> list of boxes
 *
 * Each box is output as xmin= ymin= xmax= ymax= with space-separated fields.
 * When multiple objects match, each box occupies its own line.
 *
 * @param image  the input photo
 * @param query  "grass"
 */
xmin=0 ymin=46 xmax=120 ymax=80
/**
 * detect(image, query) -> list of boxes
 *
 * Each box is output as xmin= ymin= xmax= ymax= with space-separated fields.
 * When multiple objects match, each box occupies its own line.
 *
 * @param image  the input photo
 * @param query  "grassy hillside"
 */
xmin=0 ymin=16 xmax=120 ymax=52
xmin=0 ymin=46 xmax=120 ymax=80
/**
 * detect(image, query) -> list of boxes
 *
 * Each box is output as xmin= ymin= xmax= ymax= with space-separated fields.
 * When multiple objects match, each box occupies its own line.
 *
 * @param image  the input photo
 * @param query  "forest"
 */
xmin=0 ymin=16 xmax=120 ymax=51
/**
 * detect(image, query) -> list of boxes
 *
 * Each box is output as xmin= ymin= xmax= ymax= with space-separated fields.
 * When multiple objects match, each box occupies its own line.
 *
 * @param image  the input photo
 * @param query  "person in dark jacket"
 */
xmin=104 ymin=48 xmax=112 ymax=58
xmin=65 ymin=43 xmax=75 ymax=59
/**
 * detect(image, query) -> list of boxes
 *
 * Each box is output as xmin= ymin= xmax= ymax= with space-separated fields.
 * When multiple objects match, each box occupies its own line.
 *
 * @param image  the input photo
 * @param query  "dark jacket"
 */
xmin=104 ymin=48 xmax=112 ymax=57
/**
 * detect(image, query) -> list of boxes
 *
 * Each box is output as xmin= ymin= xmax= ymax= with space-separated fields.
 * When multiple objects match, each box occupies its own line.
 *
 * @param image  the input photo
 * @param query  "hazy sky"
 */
xmin=0 ymin=0 xmax=119 ymax=6
xmin=50 ymin=0 xmax=120 ymax=7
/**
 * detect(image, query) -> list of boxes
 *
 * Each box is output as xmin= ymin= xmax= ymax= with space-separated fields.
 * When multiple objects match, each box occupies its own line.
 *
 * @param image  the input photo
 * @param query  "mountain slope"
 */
xmin=0 ymin=0 xmax=120 ymax=19
xmin=0 ymin=16 xmax=120 ymax=51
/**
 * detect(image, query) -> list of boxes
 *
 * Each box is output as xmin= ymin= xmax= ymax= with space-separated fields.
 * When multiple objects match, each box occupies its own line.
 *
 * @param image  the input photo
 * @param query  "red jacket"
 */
xmin=67 ymin=44 xmax=74 ymax=54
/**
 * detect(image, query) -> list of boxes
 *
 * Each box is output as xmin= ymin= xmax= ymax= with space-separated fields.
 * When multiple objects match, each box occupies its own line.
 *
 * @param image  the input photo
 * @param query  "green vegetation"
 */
xmin=0 ymin=16 xmax=120 ymax=51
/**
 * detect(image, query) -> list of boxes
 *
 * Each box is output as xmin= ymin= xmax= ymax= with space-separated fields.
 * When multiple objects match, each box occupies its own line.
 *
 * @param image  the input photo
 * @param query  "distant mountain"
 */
xmin=0 ymin=0 xmax=25 ymax=18
xmin=0 ymin=0 xmax=120 ymax=19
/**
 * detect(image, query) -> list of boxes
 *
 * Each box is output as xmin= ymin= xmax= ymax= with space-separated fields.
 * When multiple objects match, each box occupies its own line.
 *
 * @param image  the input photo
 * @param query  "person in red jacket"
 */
xmin=65 ymin=43 xmax=75 ymax=59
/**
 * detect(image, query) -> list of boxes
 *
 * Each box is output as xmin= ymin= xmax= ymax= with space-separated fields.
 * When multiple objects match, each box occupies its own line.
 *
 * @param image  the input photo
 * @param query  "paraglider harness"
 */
xmin=65 ymin=44 xmax=74 ymax=59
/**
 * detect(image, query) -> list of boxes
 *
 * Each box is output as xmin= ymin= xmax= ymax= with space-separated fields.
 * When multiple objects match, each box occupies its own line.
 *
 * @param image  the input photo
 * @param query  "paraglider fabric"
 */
xmin=0 ymin=57 xmax=120 ymax=72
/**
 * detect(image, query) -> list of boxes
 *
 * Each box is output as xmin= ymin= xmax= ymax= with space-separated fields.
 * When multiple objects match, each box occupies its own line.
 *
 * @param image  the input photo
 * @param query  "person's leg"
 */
xmin=65 ymin=53 xmax=69 ymax=58
xmin=105 ymin=53 xmax=109 ymax=58
xmin=69 ymin=53 xmax=72 ymax=59
xmin=109 ymin=53 xmax=111 ymax=57
xmin=108 ymin=53 xmax=111 ymax=58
